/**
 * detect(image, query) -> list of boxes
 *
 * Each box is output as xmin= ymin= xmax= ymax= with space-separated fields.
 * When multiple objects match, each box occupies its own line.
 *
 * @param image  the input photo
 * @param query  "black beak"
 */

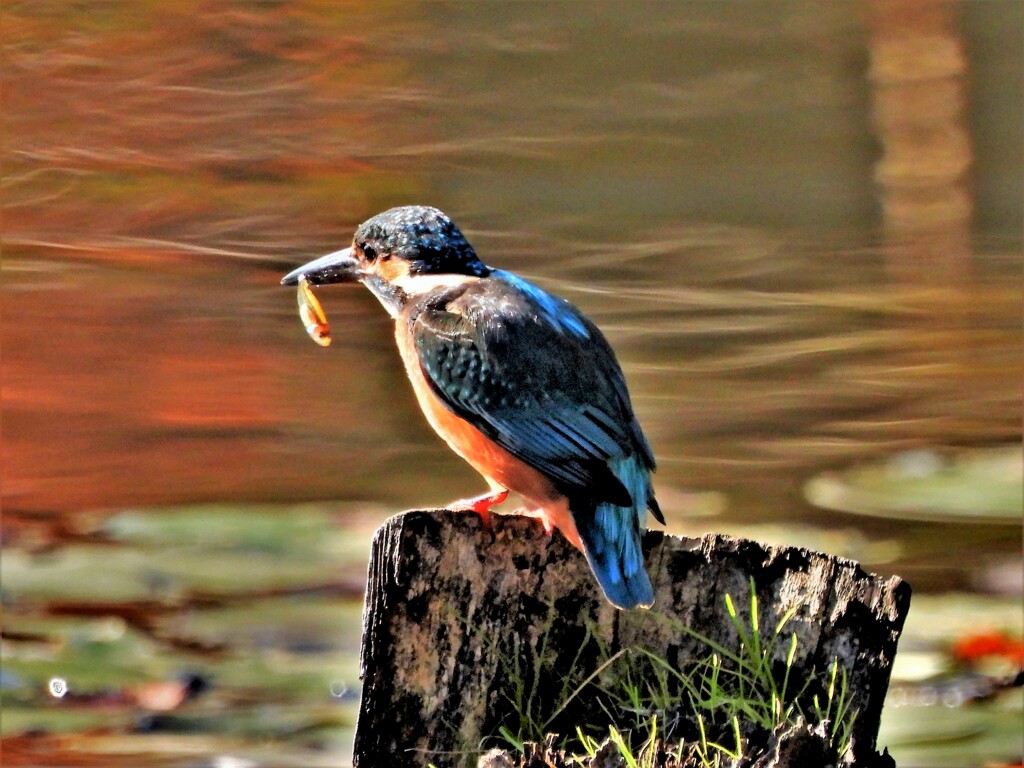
xmin=281 ymin=247 xmax=361 ymax=286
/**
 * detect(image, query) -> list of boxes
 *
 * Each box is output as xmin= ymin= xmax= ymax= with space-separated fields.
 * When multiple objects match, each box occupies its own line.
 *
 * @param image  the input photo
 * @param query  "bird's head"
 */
xmin=282 ymin=207 xmax=490 ymax=313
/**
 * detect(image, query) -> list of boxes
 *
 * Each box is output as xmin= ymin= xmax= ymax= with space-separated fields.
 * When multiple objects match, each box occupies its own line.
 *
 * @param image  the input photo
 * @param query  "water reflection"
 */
xmin=867 ymin=0 xmax=974 ymax=282
xmin=2 ymin=1 xmax=1021 ymax=766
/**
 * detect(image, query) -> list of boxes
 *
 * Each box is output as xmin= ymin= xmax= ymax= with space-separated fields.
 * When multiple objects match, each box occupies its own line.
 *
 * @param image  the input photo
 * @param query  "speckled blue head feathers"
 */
xmin=354 ymin=206 xmax=491 ymax=277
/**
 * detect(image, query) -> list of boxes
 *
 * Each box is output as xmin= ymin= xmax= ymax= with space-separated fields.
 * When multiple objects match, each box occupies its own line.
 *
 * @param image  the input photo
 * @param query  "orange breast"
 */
xmin=394 ymin=320 xmax=581 ymax=548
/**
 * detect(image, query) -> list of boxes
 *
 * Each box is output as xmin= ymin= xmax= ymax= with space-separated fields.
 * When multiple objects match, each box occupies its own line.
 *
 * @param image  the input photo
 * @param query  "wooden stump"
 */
xmin=354 ymin=511 xmax=911 ymax=768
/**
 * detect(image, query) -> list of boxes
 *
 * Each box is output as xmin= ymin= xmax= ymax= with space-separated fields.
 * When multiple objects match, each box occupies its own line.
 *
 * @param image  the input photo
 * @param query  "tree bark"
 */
xmin=354 ymin=511 xmax=911 ymax=768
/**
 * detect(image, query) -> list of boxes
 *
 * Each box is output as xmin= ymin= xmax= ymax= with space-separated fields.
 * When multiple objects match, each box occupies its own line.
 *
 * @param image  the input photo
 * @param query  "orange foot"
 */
xmin=449 ymin=489 xmax=509 ymax=527
xmin=513 ymin=507 xmax=555 ymax=536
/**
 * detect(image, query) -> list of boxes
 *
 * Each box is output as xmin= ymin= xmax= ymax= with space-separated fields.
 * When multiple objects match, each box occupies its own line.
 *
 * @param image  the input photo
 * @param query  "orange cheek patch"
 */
xmin=375 ymin=257 xmax=411 ymax=285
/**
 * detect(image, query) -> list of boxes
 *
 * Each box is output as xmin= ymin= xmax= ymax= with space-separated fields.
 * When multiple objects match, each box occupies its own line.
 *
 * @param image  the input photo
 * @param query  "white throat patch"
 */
xmin=389 ymin=271 xmax=479 ymax=298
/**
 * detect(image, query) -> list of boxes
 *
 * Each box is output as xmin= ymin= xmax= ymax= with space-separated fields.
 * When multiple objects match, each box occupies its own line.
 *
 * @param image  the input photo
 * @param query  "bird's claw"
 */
xmin=514 ymin=507 xmax=555 ymax=536
xmin=449 ymin=489 xmax=509 ymax=527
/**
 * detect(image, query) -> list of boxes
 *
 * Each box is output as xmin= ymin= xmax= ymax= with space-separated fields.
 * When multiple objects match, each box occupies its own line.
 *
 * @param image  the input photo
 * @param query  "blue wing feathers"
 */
xmin=410 ymin=272 xmax=659 ymax=608
xmin=574 ymin=454 xmax=655 ymax=609
xmin=492 ymin=270 xmax=592 ymax=339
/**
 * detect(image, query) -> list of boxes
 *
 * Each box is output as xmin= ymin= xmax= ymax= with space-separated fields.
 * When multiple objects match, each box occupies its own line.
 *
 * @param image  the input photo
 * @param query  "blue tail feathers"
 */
xmin=572 ymin=455 xmax=657 ymax=609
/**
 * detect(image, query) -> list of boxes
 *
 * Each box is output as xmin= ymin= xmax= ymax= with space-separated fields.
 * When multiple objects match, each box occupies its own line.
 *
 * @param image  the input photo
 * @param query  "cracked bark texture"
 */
xmin=354 ymin=511 xmax=911 ymax=768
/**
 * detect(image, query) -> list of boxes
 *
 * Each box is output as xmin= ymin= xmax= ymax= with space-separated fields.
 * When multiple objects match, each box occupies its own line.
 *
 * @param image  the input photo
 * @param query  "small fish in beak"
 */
xmin=296 ymin=276 xmax=331 ymax=347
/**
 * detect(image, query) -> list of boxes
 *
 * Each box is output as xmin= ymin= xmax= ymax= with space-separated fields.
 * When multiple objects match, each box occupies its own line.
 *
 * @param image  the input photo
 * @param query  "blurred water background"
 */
xmin=1 ymin=2 xmax=1021 ymax=766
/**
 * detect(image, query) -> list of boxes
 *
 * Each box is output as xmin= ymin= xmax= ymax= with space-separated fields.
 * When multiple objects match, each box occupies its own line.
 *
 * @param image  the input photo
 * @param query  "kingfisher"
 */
xmin=282 ymin=206 xmax=663 ymax=609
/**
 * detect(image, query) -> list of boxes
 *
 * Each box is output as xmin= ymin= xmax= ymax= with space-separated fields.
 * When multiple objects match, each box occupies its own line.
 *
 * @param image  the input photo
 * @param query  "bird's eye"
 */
xmin=360 ymin=244 xmax=376 ymax=262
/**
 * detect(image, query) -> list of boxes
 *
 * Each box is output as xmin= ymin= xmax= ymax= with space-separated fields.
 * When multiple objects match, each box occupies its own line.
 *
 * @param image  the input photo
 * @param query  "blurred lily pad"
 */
xmin=804 ymin=445 xmax=1023 ymax=523
xmin=878 ymin=689 xmax=1023 ymax=768
xmin=2 ymin=505 xmax=377 ymax=603
xmin=880 ymin=591 xmax=1024 ymax=767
